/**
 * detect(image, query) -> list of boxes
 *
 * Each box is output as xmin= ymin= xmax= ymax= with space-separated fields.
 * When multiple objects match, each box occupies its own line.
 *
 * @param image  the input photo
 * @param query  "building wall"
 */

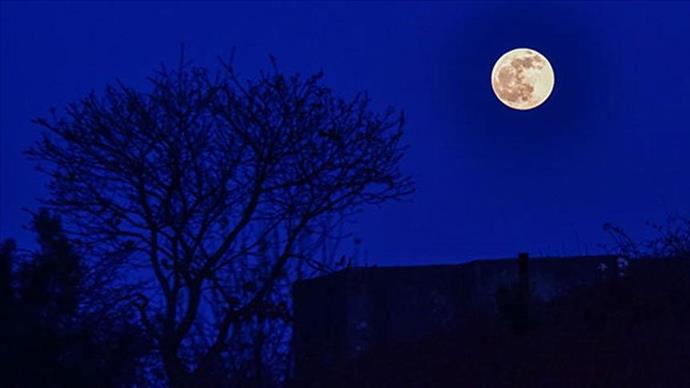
xmin=291 ymin=255 xmax=619 ymax=382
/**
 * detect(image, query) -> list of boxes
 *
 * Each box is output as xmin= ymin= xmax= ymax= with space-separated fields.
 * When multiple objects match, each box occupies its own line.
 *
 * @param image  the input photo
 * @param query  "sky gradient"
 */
xmin=2 ymin=2 xmax=690 ymax=265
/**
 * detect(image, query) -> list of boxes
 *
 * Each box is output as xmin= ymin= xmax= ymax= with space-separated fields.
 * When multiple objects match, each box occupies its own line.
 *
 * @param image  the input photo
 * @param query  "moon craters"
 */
xmin=491 ymin=48 xmax=554 ymax=110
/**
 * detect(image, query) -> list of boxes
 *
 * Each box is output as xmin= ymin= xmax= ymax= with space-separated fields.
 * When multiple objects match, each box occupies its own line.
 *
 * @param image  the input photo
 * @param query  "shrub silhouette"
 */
xmin=0 ymin=209 xmax=150 ymax=387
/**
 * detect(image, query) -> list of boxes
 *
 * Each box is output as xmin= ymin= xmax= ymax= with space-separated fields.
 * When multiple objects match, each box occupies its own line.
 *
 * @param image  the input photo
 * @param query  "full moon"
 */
xmin=491 ymin=48 xmax=554 ymax=110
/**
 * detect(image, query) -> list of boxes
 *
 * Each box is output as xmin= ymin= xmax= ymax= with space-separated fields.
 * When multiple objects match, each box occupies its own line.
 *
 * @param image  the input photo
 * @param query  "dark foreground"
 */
xmin=292 ymin=259 xmax=690 ymax=387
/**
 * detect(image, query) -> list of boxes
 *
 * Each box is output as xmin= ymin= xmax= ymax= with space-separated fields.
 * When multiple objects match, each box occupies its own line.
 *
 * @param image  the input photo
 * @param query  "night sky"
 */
xmin=2 ymin=2 xmax=690 ymax=265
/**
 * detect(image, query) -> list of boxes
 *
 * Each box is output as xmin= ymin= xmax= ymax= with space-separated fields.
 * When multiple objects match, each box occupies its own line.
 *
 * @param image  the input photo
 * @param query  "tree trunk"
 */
xmin=162 ymin=342 xmax=190 ymax=388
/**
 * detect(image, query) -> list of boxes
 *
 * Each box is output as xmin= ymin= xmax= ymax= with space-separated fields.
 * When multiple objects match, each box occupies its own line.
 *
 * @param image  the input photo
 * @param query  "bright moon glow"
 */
xmin=491 ymin=48 xmax=555 ymax=110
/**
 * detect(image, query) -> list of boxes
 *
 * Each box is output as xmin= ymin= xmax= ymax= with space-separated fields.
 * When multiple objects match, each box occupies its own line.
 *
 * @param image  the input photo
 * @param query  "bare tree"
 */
xmin=604 ymin=214 xmax=690 ymax=260
xmin=27 ymin=53 xmax=413 ymax=386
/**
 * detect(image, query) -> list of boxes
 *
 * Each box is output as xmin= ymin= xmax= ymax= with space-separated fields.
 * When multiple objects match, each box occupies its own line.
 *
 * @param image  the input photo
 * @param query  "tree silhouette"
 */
xmin=604 ymin=214 xmax=690 ymax=260
xmin=27 ymin=54 xmax=413 ymax=385
xmin=0 ymin=239 xmax=17 ymax=369
xmin=0 ymin=209 xmax=150 ymax=387
xmin=18 ymin=209 xmax=81 ymax=325
xmin=0 ymin=239 xmax=14 ymax=312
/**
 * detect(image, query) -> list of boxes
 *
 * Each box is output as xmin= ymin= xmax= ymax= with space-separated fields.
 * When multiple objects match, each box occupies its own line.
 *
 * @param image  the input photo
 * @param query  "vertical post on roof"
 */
xmin=518 ymin=252 xmax=529 ymax=289
xmin=517 ymin=252 xmax=530 ymax=331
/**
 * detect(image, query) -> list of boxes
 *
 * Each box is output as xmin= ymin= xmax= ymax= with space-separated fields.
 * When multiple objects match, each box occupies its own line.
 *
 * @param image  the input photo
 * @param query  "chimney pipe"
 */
xmin=518 ymin=252 xmax=529 ymax=277
xmin=517 ymin=252 xmax=529 ymax=292
xmin=517 ymin=252 xmax=530 ymax=328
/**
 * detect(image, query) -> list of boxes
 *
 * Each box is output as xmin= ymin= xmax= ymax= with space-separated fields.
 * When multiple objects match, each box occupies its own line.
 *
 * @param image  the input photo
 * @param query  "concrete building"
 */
xmin=291 ymin=254 xmax=622 ymax=381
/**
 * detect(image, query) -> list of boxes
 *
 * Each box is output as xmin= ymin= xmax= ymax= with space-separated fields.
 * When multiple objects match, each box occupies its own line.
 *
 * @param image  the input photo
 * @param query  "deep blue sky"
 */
xmin=2 ymin=2 xmax=690 ymax=265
